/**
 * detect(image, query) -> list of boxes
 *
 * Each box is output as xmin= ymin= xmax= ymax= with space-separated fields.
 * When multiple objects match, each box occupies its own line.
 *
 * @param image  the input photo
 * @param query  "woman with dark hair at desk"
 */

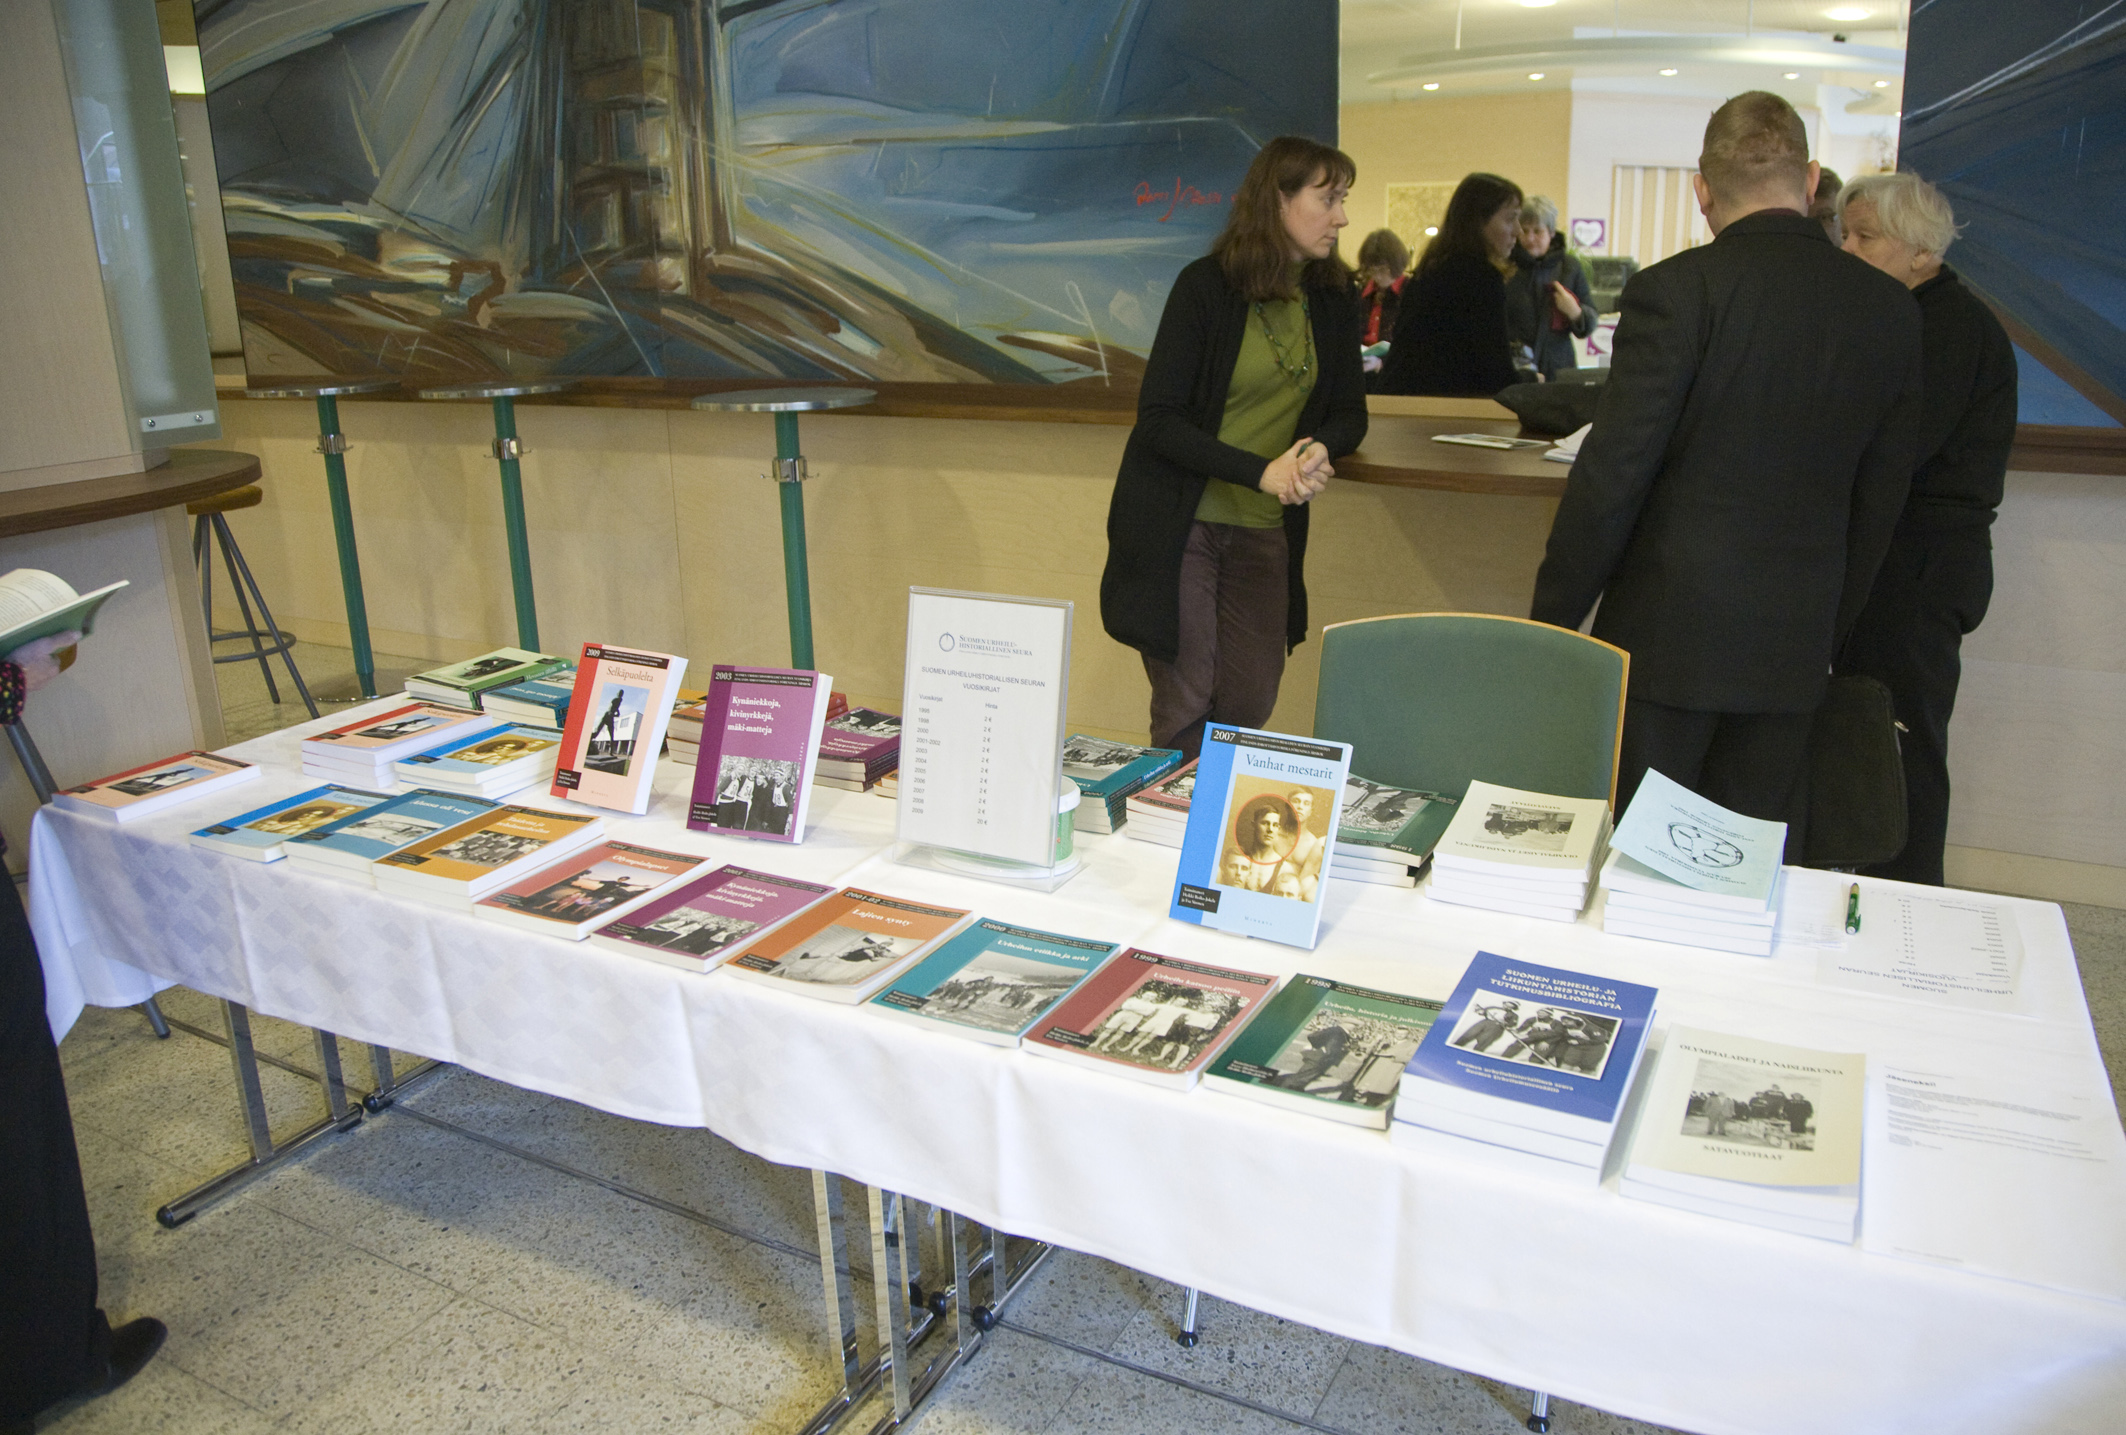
xmin=1374 ymin=172 xmax=1524 ymax=397
xmin=1100 ymin=135 xmax=1368 ymax=761
xmin=3 ymin=631 xmax=166 ymax=1433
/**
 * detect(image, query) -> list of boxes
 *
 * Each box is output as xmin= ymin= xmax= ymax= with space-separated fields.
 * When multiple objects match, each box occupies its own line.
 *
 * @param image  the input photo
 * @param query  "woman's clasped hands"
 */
xmin=1259 ymin=438 xmax=1333 ymax=505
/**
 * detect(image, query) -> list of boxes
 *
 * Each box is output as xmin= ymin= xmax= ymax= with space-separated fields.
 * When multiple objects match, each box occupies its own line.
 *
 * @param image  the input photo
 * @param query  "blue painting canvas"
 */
xmin=197 ymin=0 xmax=1338 ymax=384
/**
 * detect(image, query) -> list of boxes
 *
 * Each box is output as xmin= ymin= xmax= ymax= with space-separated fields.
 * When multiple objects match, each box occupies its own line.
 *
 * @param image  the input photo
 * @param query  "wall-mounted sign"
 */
xmin=1570 ymin=217 xmax=1607 ymax=250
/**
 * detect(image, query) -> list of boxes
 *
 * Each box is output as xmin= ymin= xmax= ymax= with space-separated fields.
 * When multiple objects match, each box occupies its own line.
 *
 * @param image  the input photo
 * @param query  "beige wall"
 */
xmin=1339 ymin=92 xmax=1573 ymax=259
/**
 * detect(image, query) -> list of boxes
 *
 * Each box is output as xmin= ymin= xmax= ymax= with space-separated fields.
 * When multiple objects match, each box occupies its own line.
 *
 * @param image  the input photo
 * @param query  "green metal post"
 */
xmin=775 ymin=411 xmax=815 ymax=670
xmin=315 ymin=394 xmax=377 ymax=697
xmin=491 ymin=396 xmax=540 ymax=652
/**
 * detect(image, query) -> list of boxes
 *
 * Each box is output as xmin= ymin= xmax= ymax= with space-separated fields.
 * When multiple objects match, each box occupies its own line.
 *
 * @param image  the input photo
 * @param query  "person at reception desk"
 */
xmin=1834 ymin=172 xmax=2017 ymax=886
xmin=1504 ymin=196 xmax=1599 ymax=381
xmin=1100 ymin=136 xmax=1367 ymax=761
xmin=3 ymin=631 xmax=167 ymax=1432
xmin=1354 ymin=228 xmax=1409 ymax=376
xmin=1372 ymin=172 xmax=1523 ymax=397
xmin=1529 ymin=92 xmax=1923 ymax=853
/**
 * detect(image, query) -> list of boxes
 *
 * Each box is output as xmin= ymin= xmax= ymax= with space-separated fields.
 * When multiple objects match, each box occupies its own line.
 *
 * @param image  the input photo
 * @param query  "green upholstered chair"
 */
xmin=1312 ymin=613 xmax=1628 ymax=845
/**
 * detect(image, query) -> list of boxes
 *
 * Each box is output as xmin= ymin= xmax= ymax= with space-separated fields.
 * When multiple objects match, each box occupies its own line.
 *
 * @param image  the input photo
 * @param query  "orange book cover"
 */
xmin=378 ymin=805 xmax=601 ymax=883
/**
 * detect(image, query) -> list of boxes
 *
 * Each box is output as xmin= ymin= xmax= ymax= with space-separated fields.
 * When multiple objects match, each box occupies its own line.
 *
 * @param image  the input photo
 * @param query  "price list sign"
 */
xmin=897 ymin=589 xmax=1072 ymax=868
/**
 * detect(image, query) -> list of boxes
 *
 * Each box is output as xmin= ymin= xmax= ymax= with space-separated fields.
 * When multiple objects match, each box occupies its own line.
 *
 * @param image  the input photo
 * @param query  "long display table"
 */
xmin=29 ymin=702 xmax=2126 ymax=1435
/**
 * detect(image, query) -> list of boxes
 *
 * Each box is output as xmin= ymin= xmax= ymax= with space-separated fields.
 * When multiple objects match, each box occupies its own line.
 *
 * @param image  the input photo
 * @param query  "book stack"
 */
xmin=869 ymin=919 xmax=1120 ymax=1047
xmin=1024 ymin=949 xmax=1277 ymax=1091
xmin=301 ymin=704 xmax=498 ymax=789
xmin=1330 ymin=776 xmax=1455 ymax=888
xmin=721 ymin=887 xmax=974 ymax=1003
xmin=375 ymin=805 xmax=607 ymax=910
xmin=55 ymin=752 xmax=260 ymax=823
xmin=1060 ymin=734 xmax=1181 ymax=833
xmin=1205 ymin=975 xmax=1443 ymax=1128
xmin=283 ymin=789 xmax=500 ymax=885
xmin=1120 ymin=760 xmax=1196 ymax=846
xmin=1427 ymin=780 xmax=1611 ymax=921
xmin=483 ymin=671 xmax=576 ymax=729
xmin=475 ymin=839 xmax=709 ymax=940
xmin=875 ymin=772 xmax=898 ymax=799
xmin=393 ymin=724 xmax=566 ymax=799
xmin=816 ymin=708 xmax=901 ymax=792
xmin=1597 ymin=770 xmax=1786 ymax=956
xmin=190 ymin=785 xmax=392 ymax=862
xmin=405 ymin=648 xmax=568 ymax=709
xmin=592 ymin=865 xmax=834 ymax=972
xmin=1390 ymin=952 xmax=1658 ymax=1183
xmin=662 ymin=688 xmax=710 ymax=765
xmin=1621 ymin=1027 xmax=1863 ymax=1241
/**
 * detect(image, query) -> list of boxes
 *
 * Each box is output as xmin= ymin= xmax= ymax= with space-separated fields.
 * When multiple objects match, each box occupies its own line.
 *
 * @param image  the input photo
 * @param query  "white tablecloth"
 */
xmin=31 ymin=702 xmax=2126 ymax=1435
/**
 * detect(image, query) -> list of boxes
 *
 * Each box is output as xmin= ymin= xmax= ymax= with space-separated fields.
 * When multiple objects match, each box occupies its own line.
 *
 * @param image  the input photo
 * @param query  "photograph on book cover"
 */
xmin=440 ymin=655 xmax=526 ymax=685
xmin=583 ymin=682 xmax=649 ymax=775
xmin=1338 ymin=777 xmax=1429 ymax=840
xmin=1262 ymin=1005 xmax=1430 ymax=1110
xmin=1087 ymin=979 xmax=1248 ymax=1072
xmin=708 ymin=756 xmax=798 ymax=836
xmin=197 ymin=0 xmax=1334 ymax=384
xmin=776 ymin=924 xmax=923 ymax=988
xmin=456 ymin=733 xmax=560 ymax=766
xmin=352 ymin=715 xmax=452 ymax=743
xmin=828 ymin=710 xmax=901 ymax=738
xmin=111 ymin=764 xmax=209 ymax=796
xmin=627 ymin=906 xmax=761 ymax=957
xmin=336 ymin=812 xmax=448 ymax=847
xmin=511 ymin=860 xmax=667 ymax=921
xmin=923 ymin=950 xmax=1084 ymax=1035
xmin=1061 ymin=737 xmax=1151 ymax=784
xmin=1214 ymin=777 xmax=1334 ymax=904
xmin=432 ymin=829 xmax=544 ymax=868
xmin=1680 ymin=1057 xmax=1821 ymax=1151
xmin=1480 ymin=801 xmax=1581 ymax=853
xmin=1446 ymin=992 xmax=1621 ymax=1079
xmin=246 ymin=797 xmax=373 ymax=836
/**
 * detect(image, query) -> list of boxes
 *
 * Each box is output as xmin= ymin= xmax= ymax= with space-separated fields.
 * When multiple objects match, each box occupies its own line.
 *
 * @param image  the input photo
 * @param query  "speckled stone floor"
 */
xmin=30 ymin=637 xmax=2121 ymax=1434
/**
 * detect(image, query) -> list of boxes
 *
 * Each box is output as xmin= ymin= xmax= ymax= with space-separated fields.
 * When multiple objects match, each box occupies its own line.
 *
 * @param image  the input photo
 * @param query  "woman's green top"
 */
xmin=1194 ymin=287 xmax=1317 ymax=529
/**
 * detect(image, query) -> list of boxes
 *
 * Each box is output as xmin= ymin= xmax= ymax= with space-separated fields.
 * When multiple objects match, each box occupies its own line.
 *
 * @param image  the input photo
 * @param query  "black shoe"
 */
xmin=84 ymin=1317 xmax=167 ymax=1398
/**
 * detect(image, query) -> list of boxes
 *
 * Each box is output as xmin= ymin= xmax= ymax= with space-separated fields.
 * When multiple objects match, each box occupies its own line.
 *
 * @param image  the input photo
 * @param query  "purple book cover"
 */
xmin=819 ymin=708 xmax=901 ymax=765
xmin=684 ymin=666 xmax=832 ymax=841
xmin=593 ymin=864 xmax=833 ymax=964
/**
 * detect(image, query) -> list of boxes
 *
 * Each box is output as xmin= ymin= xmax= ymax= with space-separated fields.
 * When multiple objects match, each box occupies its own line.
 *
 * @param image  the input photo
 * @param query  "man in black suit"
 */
xmin=1530 ymin=92 xmax=1924 ymax=855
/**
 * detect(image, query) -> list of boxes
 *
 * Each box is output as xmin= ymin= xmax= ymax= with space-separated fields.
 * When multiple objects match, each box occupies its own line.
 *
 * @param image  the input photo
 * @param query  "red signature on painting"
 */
xmin=1135 ymin=179 xmax=1225 ymax=222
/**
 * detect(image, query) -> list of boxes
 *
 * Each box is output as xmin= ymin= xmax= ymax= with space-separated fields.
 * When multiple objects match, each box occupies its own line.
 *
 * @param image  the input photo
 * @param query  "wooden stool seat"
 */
xmin=188 ymin=484 xmax=264 ymax=518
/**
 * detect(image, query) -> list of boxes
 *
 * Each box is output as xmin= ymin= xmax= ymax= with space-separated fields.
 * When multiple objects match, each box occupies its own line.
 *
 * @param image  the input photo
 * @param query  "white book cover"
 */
xmin=1434 ymin=781 xmax=1610 ymax=875
xmin=1602 ymin=915 xmax=1775 ymax=958
xmin=0 ymin=569 xmax=127 ymax=651
xmin=1619 ymin=1178 xmax=1856 ymax=1242
xmin=550 ymin=644 xmax=689 ymax=815
xmin=1606 ymin=768 xmax=1784 ymax=909
xmin=1601 ymin=856 xmax=1783 ymax=927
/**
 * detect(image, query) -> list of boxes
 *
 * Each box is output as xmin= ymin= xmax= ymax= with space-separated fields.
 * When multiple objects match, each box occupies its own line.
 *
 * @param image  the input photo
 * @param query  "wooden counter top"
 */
xmin=0 ymin=449 xmax=262 ymax=539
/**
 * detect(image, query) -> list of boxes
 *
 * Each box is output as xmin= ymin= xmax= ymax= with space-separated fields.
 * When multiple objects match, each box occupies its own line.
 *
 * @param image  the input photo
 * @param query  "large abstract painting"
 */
xmin=197 ymin=0 xmax=1338 ymax=384
xmin=1901 ymin=0 xmax=2125 ymax=427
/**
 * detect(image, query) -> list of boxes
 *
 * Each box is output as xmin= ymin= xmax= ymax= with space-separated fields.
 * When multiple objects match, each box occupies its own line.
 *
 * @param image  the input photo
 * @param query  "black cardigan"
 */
xmin=1100 ymin=255 xmax=1367 ymax=664
xmin=1373 ymin=251 xmax=1517 ymax=397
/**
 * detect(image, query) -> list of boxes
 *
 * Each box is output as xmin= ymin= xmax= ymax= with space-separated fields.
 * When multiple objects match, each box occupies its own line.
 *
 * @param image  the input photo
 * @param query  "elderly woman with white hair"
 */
xmin=1833 ymin=171 xmax=2018 ymax=886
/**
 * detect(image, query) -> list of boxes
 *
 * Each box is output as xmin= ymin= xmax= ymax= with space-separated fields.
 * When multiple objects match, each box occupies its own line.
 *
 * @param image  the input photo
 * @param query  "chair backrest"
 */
xmin=1313 ymin=613 xmax=1627 ymax=807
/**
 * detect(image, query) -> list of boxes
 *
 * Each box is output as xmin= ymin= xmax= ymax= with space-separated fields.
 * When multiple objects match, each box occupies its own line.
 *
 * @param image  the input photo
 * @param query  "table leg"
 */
xmin=1527 ymin=1391 xmax=1553 ymax=1432
xmin=361 ymin=1043 xmax=446 ymax=1112
xmin=868 ymin=1187 xmax=915 ymax=1422
xmin=491 ymin=395 xmax=540 ymax=652
xmin=315 ymin=394 xmax=377 ymax=698
xmin=774 ymin=411 xmax=814 ymax=670
xmin=814 ymin=1172 xmax=863 ymax=1393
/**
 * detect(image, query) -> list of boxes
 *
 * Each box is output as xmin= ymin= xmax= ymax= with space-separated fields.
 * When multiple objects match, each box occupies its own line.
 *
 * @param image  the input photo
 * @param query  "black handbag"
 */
xmin=1492 ymin=380 xmax=1605 ymax=436
xmin=1803 ymin=675 xmax=1908 ymax=868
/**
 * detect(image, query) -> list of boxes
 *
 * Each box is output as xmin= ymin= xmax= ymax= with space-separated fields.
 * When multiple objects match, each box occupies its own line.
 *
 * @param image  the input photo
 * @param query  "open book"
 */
xmin=0 ymin=569 xmax=127 ymax=652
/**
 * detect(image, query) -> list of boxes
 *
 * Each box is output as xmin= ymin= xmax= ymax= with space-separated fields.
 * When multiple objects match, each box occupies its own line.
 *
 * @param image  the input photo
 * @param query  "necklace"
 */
xmin=1255 ymin=297 xmax=1314 ymax=386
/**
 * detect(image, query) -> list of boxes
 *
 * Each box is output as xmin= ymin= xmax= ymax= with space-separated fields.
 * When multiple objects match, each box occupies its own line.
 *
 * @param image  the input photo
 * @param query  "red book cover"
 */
xmin=550 ymin=643 xmax=689 ymax=815
xmin=1023 ymin=948 xmax=1276 ymax=1086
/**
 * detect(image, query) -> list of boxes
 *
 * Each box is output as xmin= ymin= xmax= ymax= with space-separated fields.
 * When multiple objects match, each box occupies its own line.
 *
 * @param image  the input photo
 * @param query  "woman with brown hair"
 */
xmin=1375 ymin=171 xmax=1524 ymax=396
xmin=1099 ymin=136 xmax=1368 ymax=762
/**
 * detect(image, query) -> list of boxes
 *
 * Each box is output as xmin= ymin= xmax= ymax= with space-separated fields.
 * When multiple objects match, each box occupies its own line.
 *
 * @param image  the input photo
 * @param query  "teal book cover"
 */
xmin=1609 ymin=768 xmax=1783 ymax=904
xmin=287 ymin=789 xmax=499 ymax=863
xmin=870 ymin=918 xmax=1120 ymax=1046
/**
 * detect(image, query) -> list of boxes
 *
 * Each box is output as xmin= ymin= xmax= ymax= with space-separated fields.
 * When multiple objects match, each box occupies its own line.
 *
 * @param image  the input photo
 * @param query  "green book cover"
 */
xmin=1338 ymin=776 xmax=1457 ymax=861
xmin=1207 ymin=975 xmax=1443 ymax=1126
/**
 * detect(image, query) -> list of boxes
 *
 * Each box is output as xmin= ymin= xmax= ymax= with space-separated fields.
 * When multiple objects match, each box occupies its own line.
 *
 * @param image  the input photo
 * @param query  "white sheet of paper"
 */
xmin=1818 ymin=888 xmax=2022 ymax=1010
xmin=1771 ymin=865 xmax=1849 ymax=951
xmin=1864 ymin=1064 xmax=2126 ymax=1303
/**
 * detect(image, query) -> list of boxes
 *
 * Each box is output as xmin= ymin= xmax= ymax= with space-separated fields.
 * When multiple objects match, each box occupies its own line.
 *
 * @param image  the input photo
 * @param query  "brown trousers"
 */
xmin=1142 ymin=521 xmax=1289 ymax=761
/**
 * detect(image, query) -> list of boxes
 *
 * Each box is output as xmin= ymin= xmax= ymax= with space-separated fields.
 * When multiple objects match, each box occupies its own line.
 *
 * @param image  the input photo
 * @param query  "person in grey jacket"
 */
xmin=1504 ymin=196 xmax=1598 ymax=379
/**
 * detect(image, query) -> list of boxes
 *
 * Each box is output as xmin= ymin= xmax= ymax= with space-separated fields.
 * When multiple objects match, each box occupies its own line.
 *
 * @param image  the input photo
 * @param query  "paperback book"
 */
xmin=476 ymin=839 xmax=709 ymax=939
xmin=1060 ymin=734 xmax=1182 ymax=833
xmin=302 ymin=703 xmax=497 ymax=786
xmin=1607 ymin=768 xmax=1783 ymax=907
xmin=1428 ymin=780 xmax=1612 ymax=921
xmin=0 ymin=568 xmax=127 ymax=651
xmin=406 ymin=648 xmax=568 ymax=708
xmin=55 ymin=751 xmax=260 ymax=823
xmin=663 ymin=687 xmax=712 ymax=762
xmin=550 ymin=644 xmax=689 ymax=815
xmin=722 ymin=887 xmax=974 ymax=1003
xmin=1337 ymin=775 xmax=1458 ymax=865
xmin=284 ymin=789 xmax=500 ymax=882
xmin=1621 ymin=1027 xmax=1864 ymax=1241
xmin=592 ymin=865 xmax=835 ymax=972
xmin=684 ymin=665 xmax=835 ymax=842
xmin=375 ymin=805 xmax=607 ymax=908
xmin=1169 ymin=726 xmax=1353 ymax=950
xmin=817 ymin=707 xmax=901 ymax=790
xmin=1205 ymin=976 xmax=1444 ymax=1129
xmin=190 ymin=785 xmax=392 ymax=862
xmin=1122 ymin=760 xmax=1196 ymax=847
xmin=1023 ymin=949 xmax=1277 ymax=1091
xmin=393 ymin=724 xmax=565 ymax=797
xmin=482 ymin=673 xmax=576 ymax=729
xmin=868 ymin=919 xmax=1120 ymax=1047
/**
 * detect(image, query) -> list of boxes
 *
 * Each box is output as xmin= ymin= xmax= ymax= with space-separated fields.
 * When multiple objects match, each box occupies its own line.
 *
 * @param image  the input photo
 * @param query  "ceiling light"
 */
xmin=1528 ymin=72 xmax=1545 ymax=81
xmin=1873 ymin=79 xmax=1890 ymax=88
xmin=1824 ymin=6 xmax=1871 ymax=20
xmin=1659 ymin=68 xmax=1678 ymax=76
xmin=1784 ymin=72 xmax=1801 ymax=80
xmin=1422 ymin=81 xmax=1440 ymax=91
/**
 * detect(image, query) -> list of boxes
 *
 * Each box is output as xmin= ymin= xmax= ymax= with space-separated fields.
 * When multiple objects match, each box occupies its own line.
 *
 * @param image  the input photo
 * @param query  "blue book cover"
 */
xmin=395 ymin=724 xmax=565 ymax=780
xmin=484 ymin=675 xmax=573 ymax=723
xmin=1608 ymin=768 xmax=1783 ymax=906
xmin=1404 ymin=952 xmax=1658 ymax=1129
xmin=285 ymin=788 xmax=499 ymax=864
xmin=1168 ymin=725 xmax=1352 ymax=950
xmin=1060 ymin=735 xmax=1183 ymax=804
xmin=868 ymin=918 xmax=1120 ymax=1045
xmin=190 ymin=785 xmax=393 ymax=861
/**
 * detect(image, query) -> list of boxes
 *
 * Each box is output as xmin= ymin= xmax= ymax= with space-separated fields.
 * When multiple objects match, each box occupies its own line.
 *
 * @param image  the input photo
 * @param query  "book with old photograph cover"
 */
xmin=591 ymin=864 xmax=835 ymax=972
xmin=550 ymin=644 xmax=689 ymax=815
xmin=868 ymin=919 xmax=1121 ymax=1048
xmin=55 ymin=751 xmax=261 ymax=823
xmin=302 ymin=702 xmax=500 ymax=787
xmin=406 ymin=648 xmax=568 ymax=708
xmin=284 ymin=788 xmax=501 ymax=881
xmin=374 ymin=805 xmax=606 ymax=907
xmin=482 ymin=673 xmax=577 ymax=729
xmin=1432 ymin=781 xmax=1610 ymax=877
xmin=394 ymin=723 xmax=565 ymax=796
xmin=1205 ymin=976 xmax=1444 ymax=1129
xmin=721 ymin=887 xmax=974 ymax=1004
xmin=1338 ymin=774 xmax=1460 ymax=863
xmin=1169 ymin=726 xmax=1353 ymax=951
xmin=684 ymin=665 xmax=835 ymax=843
xmin=1124 ymin=758 xmax=1196 ymax=839
xmin=475 ymin=839 xmax=710 ymax=940
xmin=0 ymin=568 xmax=126 ymax=651
xmin=190 ymin=784 xmax=392 ymax=862
xmin=1024 ymin=948 xmax=1278 ymax=1091
xmin=818 ymin=707 xmax=901 ymax=786
xmin=1060 ymin=734 xmax=1182 ymax=833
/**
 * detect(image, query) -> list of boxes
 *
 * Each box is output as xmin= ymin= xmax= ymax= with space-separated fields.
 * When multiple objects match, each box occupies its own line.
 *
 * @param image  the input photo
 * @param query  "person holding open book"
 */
xmin=1100 ymin=136 xmax=1368 ymax=762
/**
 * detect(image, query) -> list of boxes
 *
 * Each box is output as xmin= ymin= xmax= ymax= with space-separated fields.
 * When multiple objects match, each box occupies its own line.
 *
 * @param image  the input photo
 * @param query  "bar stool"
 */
xmin=189 ymin=485 xmax=319 ymax=720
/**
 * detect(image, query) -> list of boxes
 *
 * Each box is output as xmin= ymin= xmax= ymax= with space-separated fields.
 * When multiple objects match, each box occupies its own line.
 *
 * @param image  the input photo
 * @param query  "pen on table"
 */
xmin=1845 ymin=883 xmax=1862 ymax=935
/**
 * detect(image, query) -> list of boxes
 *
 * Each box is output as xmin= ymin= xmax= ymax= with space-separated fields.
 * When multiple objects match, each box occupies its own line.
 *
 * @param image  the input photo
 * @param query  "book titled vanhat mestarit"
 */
xmin=1060 ymin=734 xmax=1182 ymax=834
xmin=1170 ymin=726 xmax=1353 ymax=951
xmin=55 ymin=751 xmax=261 ymax=823
xmin=1206 ymin=976 xmax=1444 ymax=1128
xmin=1599 ymin=769 xmax=1788 ymax=956
xmin=190 ymin=784 xmax=393 ymax=862
xmin=374 ymin=804 xmax=606 ymax=909
xmin=1024 ymin=949 xmax=1278 ymax=1091
xmin=1427 ymin=780 xmax=1612 ymax=922
xmin=405 ymin=647 xmax=569 ymax=709
xmin=868 ymin=918 xmax=1121 ymax=1047
xmin=1621 ymin=1027 xmax=1863 ymax=1241
xmin=301 ymin=702 xmax=499 ymax=789
xmin=721 ymin=887 xmax=974 ymax=1003
xmin=475 ymin=839 xmax=710 ymax=940
xmin=283 ymin=788 xmax=501 ymax=884
xmin=393 ymin=723 xmax=565 ymax=799
xmin=685 ymin=665 xmax=835 ymax=841
xmin=591 ymin=864 xmax=835 ymax=973
xmin=550 ymin=644 xmax=689 ymax=815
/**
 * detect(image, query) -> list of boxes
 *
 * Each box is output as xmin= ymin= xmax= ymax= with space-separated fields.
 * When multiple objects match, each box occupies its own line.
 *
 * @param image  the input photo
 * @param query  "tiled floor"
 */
xmin=30 ymin=639 xmax=2126 ymax=1434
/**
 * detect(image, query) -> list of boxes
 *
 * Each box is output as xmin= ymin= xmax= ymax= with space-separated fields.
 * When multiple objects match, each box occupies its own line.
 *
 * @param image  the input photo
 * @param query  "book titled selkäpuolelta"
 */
xmin=550 ymin=644 xmax=688 ymax=814
xmin=1169 ymin=726 xmax=1352 ymax=951
xmin=684 ymin=665 xmax=835 ymax=842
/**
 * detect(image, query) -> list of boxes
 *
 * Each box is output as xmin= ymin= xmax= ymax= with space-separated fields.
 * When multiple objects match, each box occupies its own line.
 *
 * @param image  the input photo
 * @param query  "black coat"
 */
xmin=1373 ymin=251 xmax=1517 ymax=397
xmin=1504 ymin=245 xmax=1599 ymax=379
xmin=1100 ymin=255 xmax=1367 ymax=663
xmin=1897 ymin=265 xmax=2017 ymax=534
xmin=1530 ymin=210 xmax=1925 ymax=713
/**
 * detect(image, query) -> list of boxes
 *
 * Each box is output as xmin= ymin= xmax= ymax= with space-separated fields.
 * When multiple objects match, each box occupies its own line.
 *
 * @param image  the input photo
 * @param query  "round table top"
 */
xmin=689 ymin=387 xmax=878 ymax=413
xmin=243 ymin=377 xmax=404 ymax=399
xmin=0 ymin=450 xmax=263 ymax=540
xmin=414 ymin=380 xmax=576 ymax=401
